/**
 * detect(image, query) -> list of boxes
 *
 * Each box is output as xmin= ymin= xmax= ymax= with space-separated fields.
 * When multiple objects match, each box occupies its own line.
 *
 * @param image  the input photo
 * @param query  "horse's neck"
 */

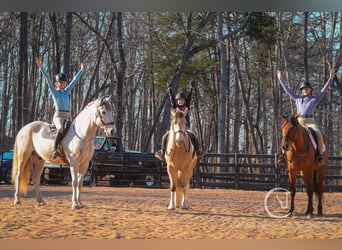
xmin=167 ymin=127 xmax=175 ymax=148
xmin=293 ymin=125 xmax=308 ymax=151
xmin=73 ymin=105 xmax=97 ymax=139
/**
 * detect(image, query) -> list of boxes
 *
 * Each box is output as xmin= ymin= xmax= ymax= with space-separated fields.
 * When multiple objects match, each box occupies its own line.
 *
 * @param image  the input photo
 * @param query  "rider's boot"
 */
xmin=155 ymin=132 xmax=168 ymax=161
xmin=52 ymin=132 xmax=63 ymax=159
xmin=155 ymin=150 xmax=165 ymax=161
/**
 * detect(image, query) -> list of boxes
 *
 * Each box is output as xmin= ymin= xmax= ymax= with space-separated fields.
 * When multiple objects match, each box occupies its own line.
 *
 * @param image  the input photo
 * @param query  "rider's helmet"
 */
xmin=299 ymin=81 xmax=313 ymax=91
xmin=55 ymin=72 xmax=68 ymax=82
xmin=175 ymin=92 xmax=187 ymax=100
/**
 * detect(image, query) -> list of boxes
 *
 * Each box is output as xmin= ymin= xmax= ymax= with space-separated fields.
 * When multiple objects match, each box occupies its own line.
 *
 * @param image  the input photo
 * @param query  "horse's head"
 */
xmin=95 ymin=96 xmax=115 ymax=136
xmin=170 ymin=108 xmax=188 ymax=146
xmin=280 ymin=113 xmax=300 ymax=152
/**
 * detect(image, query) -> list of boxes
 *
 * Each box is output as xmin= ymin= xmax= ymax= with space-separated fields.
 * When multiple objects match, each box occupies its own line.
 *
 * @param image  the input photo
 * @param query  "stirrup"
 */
xmin=52 ymin=149 xmax=63 ymax=159
xmin=278 ymin=156 xmax=286 ymax=165
xmin=316 ymin=155 xmax=325 ymax=165
xmin=197 ymin=151 xmax=204 ymax=160
xmin=154 ymin=151 xmax=165 ymax=161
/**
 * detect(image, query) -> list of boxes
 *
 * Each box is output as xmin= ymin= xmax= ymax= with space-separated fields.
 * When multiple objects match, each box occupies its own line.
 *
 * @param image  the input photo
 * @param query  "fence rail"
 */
xmin=191 ymin=153 xmax=342 ymax=192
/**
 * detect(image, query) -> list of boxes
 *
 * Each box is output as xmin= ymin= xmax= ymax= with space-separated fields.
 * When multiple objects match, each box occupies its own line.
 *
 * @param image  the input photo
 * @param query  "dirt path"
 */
xmin=0 ymin=185 xmax=341 ymax=239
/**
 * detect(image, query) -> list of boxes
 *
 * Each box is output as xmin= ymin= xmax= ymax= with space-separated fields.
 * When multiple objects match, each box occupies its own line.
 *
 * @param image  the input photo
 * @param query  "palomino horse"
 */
xmin=280 ymin=113 xmax=327 ymax=219
xmin=12 ymin=96 xmax=115 ymax=209
xmin=165 ymin=108 xmax=197 ymax=209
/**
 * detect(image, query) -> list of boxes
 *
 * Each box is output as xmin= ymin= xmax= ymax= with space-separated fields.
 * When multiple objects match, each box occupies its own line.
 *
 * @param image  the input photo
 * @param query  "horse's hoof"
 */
xmin=306 ymin=214 xmax=313 ymax=219
xmin=181 ymin=206 xmax=190 ymax=210
xmin=317 ymin=212 xmax=323 ymax=217
xmin=13 ymin=200 xmax=21 ymax=205
xmin=38 ymin=201 xmax=46 ymax=206
xmin=167 ymin=206 xmax=176 ymax=210
xmin=72 ymin=205 xmax=81 ymax=209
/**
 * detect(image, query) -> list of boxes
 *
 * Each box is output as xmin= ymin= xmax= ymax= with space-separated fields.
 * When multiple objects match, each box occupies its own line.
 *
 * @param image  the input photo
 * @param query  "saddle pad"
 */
xmin=41 ymin=125 xmax=57 ymax=140
xmin=302 ymin=126 xmax=326 ymax=152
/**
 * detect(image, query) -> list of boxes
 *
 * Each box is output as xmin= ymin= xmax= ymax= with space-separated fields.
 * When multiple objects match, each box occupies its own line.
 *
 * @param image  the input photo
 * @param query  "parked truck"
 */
xmin=87 ymin=136 xmax=164 ymax=187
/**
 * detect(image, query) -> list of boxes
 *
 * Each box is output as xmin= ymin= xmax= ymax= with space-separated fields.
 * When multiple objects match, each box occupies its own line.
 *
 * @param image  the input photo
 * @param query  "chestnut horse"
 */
xmin=165 ymin=108 xmax=198 ymax=209
xmin=12 ymin=96 xmax=115 ymax=209
xmin=280 ymin=113 xmax=327 ymax=219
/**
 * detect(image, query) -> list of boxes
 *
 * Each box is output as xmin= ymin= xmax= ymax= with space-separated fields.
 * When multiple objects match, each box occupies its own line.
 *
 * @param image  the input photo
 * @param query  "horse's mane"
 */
xmin=289 ymin=115 xmax=298 ymax=126
xmin=85 ymin=99 xmax=112 ymax=111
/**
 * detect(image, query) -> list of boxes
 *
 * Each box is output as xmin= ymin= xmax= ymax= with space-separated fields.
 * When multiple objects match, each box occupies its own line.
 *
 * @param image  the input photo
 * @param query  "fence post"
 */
xmin=274 ymin=153 xmax=280 ymax=188
xmin=234 ymin=153 xmax=239 ymax=189
xmin=194 ymin=161 xmax=201 ymax=188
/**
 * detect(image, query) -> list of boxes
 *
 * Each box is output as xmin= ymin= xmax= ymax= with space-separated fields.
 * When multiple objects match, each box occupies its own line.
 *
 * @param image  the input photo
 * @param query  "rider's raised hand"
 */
xmin=276 ymin=70 xmax=282 ymax=80
xmin=35 ymin=57 xmax=42 ymax=68
xmin=329 ymin=69 xmax=336 ymax=80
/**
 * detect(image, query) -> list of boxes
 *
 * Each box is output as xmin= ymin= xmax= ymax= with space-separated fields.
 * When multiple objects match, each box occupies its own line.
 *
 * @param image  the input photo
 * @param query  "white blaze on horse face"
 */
xmin=95 ymin=97 xmax=115 ymax=136
xmin=174 ymin=130 xmax=184 ymax=146
xmin=172 ymin=114 xmax=186 ymax=146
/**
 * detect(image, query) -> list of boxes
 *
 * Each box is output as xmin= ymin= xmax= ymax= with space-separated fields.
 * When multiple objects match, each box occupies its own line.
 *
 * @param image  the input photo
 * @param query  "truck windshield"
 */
xmin=106 ymin=138 xmax=120 ymax=152
xmin=94 ymin=137 xmax=105 ymax=149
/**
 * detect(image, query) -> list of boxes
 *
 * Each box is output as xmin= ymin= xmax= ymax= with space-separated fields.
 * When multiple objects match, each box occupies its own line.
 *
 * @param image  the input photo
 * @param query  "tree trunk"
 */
xmin=218 ymin=12 xmax=228 ymax=163
xmin=16 ymin=12 xmax=28 ymax=132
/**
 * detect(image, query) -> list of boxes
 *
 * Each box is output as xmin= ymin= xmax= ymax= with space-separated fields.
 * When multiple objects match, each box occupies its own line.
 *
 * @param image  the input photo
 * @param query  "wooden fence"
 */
xmin=190 ymin=153 xmax=342 ymax=192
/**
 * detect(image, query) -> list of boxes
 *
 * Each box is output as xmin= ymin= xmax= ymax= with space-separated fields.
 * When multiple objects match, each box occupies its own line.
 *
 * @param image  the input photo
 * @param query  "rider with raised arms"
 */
xmin=276 ymin=68 xmax=336 ymax=165
xmin=155 ymin=80 xmax=204 ymax=161
xmin=36 ymin=57 xmax=84 ymax=159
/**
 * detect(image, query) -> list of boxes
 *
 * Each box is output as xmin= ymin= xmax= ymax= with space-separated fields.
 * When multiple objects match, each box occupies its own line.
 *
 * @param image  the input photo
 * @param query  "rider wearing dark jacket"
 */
xmin=155 ymin=80 xmax=203 ymax=161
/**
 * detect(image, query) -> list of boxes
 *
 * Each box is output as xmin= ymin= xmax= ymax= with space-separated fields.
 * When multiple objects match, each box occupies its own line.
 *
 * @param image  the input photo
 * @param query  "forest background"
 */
xmin=0 ymin=12 xmax=341 ymax=157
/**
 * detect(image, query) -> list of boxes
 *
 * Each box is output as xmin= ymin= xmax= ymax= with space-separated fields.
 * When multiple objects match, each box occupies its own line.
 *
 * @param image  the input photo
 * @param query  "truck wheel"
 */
xmin=145 ymin=175 xmax=155 ymax=186
xmin=4 ymin=169 xmax=12 ymax=184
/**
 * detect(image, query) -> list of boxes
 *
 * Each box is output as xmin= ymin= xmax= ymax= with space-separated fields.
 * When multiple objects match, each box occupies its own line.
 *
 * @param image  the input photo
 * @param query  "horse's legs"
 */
xmin=180 ymin=168 xmax=193 ymax=209
xmin=287 ymin=169 xmax=297 ymax=216
xmin=167 ymin=166 xmax=177 ymax=210
xmin=70 ymin=165 xmax=81 ymax=209
xmin=316 ymin=167 xmax=326 ymax=216
xmin=31 ymin=155 xmax=46 ymax=205
xmin=302 ymin=171 xmax=314 ymax=219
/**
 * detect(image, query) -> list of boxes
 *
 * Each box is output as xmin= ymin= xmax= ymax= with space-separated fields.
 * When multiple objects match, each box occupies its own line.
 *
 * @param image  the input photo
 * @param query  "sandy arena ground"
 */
xmin=0 ymin=184 xmax=341 ymax=239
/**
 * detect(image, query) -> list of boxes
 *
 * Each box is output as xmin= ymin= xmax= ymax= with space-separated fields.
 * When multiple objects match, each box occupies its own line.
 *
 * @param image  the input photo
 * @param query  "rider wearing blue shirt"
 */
xmin=36 ymin=57 xmax=84 ymax=159
xmin=276 ymin=69 xmax=336 ymax=165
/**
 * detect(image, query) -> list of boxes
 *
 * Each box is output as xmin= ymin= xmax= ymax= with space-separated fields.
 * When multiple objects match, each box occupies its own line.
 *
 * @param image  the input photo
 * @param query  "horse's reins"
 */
xmin=95 ymin=108 xmax=115 ymax=129
xmin=170 ymin=125 xmax=191 ymax=153
xmin=74 ymin=102 xmax=114 ymax=142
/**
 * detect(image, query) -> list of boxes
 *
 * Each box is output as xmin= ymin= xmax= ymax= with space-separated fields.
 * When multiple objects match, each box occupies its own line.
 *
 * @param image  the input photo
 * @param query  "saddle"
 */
xmin=185 ymin=131 xmax=197 ymax=158
xmin=42 ymin=119 xmax=72 ymax=140
xmin=304 ymin=126 xmax=326 ymax=155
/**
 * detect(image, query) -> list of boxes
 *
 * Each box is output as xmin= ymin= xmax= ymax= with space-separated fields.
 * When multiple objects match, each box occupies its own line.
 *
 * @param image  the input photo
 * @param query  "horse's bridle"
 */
xmin=170 ymin=123 xmax=191 ymax=153
xmin=282 ymin=123 xmax=309 ymax=157
xmin=95 ymin=103 xmax=115 ymax=129
xmin=282 ymin=126 xmax=298 ymax=146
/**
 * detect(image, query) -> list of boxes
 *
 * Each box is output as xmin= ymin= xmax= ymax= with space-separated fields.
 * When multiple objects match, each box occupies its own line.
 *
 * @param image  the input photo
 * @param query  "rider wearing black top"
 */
xmin=155 ymin=80 xmax=204 ymax=161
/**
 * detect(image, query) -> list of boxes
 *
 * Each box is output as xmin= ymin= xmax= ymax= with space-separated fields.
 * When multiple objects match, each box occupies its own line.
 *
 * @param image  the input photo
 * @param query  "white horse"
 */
xmin=12 ymin=96 xmax=115 ymax=209
xmin=165 ymin=108 xmax=198 ymax=209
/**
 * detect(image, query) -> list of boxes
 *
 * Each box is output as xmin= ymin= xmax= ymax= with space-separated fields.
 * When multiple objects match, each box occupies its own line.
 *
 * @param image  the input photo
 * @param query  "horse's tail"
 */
xmin=11 ymin=139 xmax=30 ymax=195
xmin=11 ymin=141 xmax=18 ymax=185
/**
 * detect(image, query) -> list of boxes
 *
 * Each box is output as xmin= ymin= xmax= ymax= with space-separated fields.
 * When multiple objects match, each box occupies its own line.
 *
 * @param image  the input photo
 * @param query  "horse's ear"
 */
xmin=183 ymin=107 xmax=189 ymax=115
xmin=279 ymin=114 xmax=286 ymax=121
xmin=170 ymin=108 xmax=176 ymax=116
xmin=97 ymin=96 xmax=105 ymax=105
xmin=105 ymin=95 xmax=112 ymax=103
xmin=294 ymin=113 xmax=301 ymax=119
